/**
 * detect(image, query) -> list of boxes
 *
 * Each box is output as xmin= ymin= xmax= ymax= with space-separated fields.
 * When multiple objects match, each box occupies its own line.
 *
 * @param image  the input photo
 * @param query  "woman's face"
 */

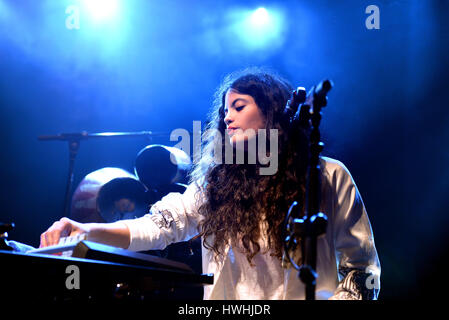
xmin=223 ymin=89 xmax=266 ymax=145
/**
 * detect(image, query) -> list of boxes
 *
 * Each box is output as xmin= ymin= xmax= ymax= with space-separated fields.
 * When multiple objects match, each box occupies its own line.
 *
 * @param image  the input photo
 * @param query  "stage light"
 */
xmin=249 ymin=7 xmax=270 ymax=27
xmin=229 ymin=6 xmax=286 ymax=51
xmin=75 ymin=0 xmax=127 ymax=54
xmin=83 ymin=0 xmax=120 ymax=22
xmin=244 ymin=7 xmax=275 ymax=39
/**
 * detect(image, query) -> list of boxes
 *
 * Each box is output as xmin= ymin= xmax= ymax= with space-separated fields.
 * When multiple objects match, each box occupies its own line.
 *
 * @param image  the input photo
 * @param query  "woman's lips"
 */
xmin=226 ymin=127 xmax=239 ymax=135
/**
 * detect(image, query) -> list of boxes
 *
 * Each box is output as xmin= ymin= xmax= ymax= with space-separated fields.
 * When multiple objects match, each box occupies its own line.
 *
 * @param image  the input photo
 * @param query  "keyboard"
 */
xmin=1 ymin=239 xmax=213 ymax=301
xmin=27 ymin=233 xmax=88 ymax=256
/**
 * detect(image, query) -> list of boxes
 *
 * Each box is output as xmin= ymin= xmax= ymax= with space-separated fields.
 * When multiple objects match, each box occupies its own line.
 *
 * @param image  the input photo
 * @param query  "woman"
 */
xmin=40 ymin=68 xmax=380 ymax=300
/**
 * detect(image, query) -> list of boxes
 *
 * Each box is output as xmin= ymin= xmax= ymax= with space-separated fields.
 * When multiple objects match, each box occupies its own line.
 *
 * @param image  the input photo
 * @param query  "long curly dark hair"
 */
xmin=189 ymin=67 xmax=309 ymax=265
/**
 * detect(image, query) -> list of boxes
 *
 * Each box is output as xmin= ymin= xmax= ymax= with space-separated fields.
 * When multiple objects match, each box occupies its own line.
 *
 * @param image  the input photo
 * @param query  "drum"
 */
xmin=134 ymin=144 xmax=191 ymax=189
xmin=70 ymin=167 xmax=149 ymax=223
xmin=71 ymin=145 xmax=192 ymax=223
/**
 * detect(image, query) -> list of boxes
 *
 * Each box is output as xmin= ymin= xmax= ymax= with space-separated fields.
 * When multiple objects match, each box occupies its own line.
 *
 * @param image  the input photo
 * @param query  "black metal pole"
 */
xmin=63 ymin=140 xmax=80 ymax=217
xmin=283 ymin=79 xmax=333 ymax=300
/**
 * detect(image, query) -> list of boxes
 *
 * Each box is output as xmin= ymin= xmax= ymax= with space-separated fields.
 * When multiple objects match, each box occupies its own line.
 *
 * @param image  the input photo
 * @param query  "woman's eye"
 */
xmin=236 ymin=106 xmax=245 ymax=111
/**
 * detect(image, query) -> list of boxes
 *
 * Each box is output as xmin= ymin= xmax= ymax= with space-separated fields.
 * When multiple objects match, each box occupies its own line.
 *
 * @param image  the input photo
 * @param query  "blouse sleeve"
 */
xmin=325 ymin=158 xmax=381 ymax=300
xmin=119 ymin=181 xmax=204 ymax=252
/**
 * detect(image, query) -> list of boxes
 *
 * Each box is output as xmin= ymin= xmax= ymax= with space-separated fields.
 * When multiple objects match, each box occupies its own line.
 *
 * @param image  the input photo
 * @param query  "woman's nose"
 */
xmin=224 ymin=111 xmax=233 ymax=126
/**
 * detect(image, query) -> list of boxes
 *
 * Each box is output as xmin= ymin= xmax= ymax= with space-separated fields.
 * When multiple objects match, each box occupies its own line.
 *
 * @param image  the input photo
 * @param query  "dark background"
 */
xmin=1 ymin=0 xmax=448 ymax=300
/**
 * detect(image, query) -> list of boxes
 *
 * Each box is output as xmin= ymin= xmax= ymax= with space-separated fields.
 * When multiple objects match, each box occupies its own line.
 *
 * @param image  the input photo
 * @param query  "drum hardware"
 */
xmin=38 ymin=131 xmax=176 ymax=218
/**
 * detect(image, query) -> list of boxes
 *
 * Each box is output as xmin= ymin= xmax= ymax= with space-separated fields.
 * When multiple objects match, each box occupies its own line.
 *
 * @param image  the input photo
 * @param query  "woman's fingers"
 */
xmin=39 ymin=217 xmax=73 ymax=247
xmin=39 ymin=232 xmax=47 ymax=248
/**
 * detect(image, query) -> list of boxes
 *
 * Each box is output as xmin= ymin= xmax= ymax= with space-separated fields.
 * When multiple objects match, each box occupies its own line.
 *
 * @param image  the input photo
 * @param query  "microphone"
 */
xmin=291 ymin=79 xmax=333 ymax=126
xmin=283 ymin=87 xmax=307 ymax=122
xmin=315 ymin=79 xmax=333 ymax=97
xmin=309 ymin=79 xmax=333 ymax=108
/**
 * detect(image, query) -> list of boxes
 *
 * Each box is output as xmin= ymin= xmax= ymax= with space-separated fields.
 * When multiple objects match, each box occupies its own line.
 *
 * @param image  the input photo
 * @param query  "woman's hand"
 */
xmin=39 ymin=217 xmax=90 ymax=248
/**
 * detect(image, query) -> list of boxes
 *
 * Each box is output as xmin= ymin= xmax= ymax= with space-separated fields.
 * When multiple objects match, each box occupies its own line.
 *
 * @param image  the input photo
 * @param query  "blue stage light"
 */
xmin=73 ymin=0 xmax=127 ymax=54
xmin=249 ymin=7 xmax=270 ymax=27
xmin=229 ymin=6 xmax=286 ymax=52
xmin=83 ymin=0 xmax=120 ymax=22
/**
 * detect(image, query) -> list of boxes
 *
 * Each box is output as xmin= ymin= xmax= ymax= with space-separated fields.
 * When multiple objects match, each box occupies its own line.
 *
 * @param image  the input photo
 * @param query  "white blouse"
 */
xmin=120 ymin=157 xmax=381 ymax=300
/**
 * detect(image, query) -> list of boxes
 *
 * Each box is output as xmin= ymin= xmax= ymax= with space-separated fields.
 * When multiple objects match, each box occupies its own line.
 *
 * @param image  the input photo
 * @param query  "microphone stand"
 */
xmin=283 ymin=80 xmax=333 ymax=300
xmin=38 ymin=131 xmax=172 ymax=218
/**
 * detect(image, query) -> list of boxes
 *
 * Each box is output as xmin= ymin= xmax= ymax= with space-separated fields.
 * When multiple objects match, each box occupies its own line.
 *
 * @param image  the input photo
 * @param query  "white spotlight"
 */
xmin=83 ymin=0 xmax=119 ymax=22
xmin=249 ymin=7 xmax=270 ymax=27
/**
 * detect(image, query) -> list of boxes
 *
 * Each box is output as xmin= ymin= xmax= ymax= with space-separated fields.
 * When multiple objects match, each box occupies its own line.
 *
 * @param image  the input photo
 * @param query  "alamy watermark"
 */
xmin=170 ymin=121 xmax=279 ymax=176
xmin=365 ymin=5 xmax=380 ymax=30
xmin=65 ymin=264 xmax=80 ymax=290
xmin=65 ymin=5 xmax=80 ymax=30
xmin=365 ymin=264 xmax=381 ymax=290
